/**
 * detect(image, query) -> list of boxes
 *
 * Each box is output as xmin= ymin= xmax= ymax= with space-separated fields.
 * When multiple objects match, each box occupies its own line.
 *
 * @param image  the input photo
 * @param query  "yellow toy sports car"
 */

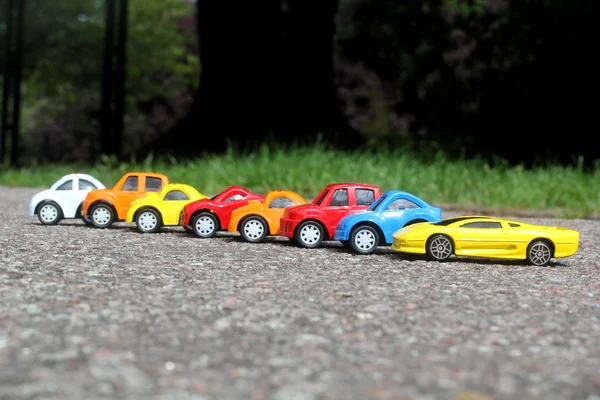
xmin=228 ymin=189 xmax=308 ymax=243
xmin=391 ymin=216 xmax=579 ymax=266
xmin=126 ymin=183 xmax=208 ymax=233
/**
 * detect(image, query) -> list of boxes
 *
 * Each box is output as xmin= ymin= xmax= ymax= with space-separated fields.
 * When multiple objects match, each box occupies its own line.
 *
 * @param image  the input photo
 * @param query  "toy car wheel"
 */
xmin=426 ymin=234 xmax=453 ymax=261
xmin=349 ymin=225 xmax=379 ymax=255
xmin=192 ymin=212 xmax=219 ymax=238
xmin=526 ymin=240 xmax=552 ymax=266
xmin=240 ymin=216 xmax=268 ymax=243
xmin=38 ymin=201 xmax=63 ymax=225
xmin=90 ymin=204 xmax=115 ymax=228
xmin=136 ymin=208 xmax=162 ymax=233
xmin=296 ymin=221 xmax=324 ymax=248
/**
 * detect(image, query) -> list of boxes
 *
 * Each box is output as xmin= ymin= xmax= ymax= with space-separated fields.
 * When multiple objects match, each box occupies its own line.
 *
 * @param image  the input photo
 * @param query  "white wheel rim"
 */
xmin=300 ymin=224 xmax=321 ymax=245
xmin=93 ymin=207 xmax=111 ymax=225
xmin=430 ymin=236 xmax=452 ymax=259
xmin=138 ymin=211 xmax=158 ymax=231
xmin=529 ymin=242 xmax=551 ymax=265
xmin=243 ymin=219 xmax=264 ymax=239
xmin=195 ymin=216 xmax=215 ymax=235
xmin=354 ymin=229 xmax=376 ymax=251
xmin=39 ymin=204 xmax=58 ymax=223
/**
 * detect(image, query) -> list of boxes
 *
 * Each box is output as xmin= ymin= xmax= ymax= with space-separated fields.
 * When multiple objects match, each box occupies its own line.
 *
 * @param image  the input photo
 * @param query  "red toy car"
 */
xmin=279 ymin=182 xmax=382 ymax=248
xmin=180 ymin=185 xmax=264 ymax=238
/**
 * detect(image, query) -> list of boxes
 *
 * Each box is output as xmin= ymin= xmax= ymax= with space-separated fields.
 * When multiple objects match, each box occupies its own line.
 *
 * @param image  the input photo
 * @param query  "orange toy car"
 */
xmin=228 ymin=189 xmax=308 ymax=243
xmin=81 ymin=172 xmax=170 ymax=228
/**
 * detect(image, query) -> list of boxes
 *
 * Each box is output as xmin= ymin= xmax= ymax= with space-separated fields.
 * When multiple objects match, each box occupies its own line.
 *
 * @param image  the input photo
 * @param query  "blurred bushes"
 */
xmin=334 ymin=0 xmax=598 ymax=165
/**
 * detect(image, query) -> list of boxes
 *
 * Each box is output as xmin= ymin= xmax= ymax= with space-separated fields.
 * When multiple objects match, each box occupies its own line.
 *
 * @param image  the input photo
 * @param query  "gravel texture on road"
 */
xmin=1 ymin=187 xmax=599 ymax=400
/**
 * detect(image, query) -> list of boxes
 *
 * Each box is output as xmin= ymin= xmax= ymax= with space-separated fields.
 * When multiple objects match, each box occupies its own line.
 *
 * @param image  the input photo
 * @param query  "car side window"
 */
xmin=224 ymin=194 xmax=243 ymax=202
xmin=460 ymin=221 xmax=502 ymax=229
xmin=164 ymin=190 xmax=189 ymax=201
xmin=269 ymin=197 xmax=295 ymax=208
xmin=79 ymin=179 xmax=98 ymax=190
xmin=56 ymin=180 xmax=73 ymax=191
xmin=509 ymin=223 xmax=520 ymax=227
xmin=122 ymin=176 xmax=138 ymax=191
xmin=356 ymin=189 xmax=375 ymax=206
xmin=329 ymin=189 xmax=349 ymax=207
xmin=387 ymin=198 xmax=419 ymax=211
xmin=146 ymin=177 xmax=162 ymax=192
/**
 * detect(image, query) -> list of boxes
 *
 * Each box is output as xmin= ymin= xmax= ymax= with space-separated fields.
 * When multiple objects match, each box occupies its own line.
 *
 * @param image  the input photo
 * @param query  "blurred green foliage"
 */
xmin=1 ymin=0 xmax=199 ymax=160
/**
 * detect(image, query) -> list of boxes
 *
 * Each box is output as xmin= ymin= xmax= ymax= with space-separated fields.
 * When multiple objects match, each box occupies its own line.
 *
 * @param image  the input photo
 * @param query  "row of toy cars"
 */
xmin=28 ymin=172 xmax=580 ymax=266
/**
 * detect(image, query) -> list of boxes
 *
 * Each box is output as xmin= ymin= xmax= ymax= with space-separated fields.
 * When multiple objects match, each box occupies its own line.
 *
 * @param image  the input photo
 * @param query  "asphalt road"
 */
xmin=1 ymin=187 xmax=599 ymax=400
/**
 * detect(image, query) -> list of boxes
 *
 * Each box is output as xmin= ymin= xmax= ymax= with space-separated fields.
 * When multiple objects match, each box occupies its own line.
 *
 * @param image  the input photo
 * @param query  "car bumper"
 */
xmin=81 ymin=201 xmax=90 ymax=216
xmin=391 ymin=236 xmax=426 ymax=254
xmin=179 ymin=210 xmax=189 ymax=226
xmin=279 ymin=218 xmax=300 ymax=238
xmin=28 ymin=200 xmax=36 ymax=216
xmin=333 ymin=228 xmax=349 ymax=241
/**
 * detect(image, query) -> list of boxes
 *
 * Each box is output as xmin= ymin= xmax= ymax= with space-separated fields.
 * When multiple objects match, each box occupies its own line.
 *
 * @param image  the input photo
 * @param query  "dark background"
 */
xmin=1 ymin=0 xmax=598 ymax=167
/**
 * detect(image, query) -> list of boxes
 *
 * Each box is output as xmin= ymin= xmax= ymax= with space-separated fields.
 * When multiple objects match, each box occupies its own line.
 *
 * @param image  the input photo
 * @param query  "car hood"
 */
xmin=392 ymin=221 xmax=433 ymax=237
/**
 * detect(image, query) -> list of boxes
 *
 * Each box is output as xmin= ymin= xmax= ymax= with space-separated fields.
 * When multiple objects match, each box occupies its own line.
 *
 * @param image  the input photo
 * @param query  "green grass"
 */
xmin=1 ymin=143 xmax=598 ymax=218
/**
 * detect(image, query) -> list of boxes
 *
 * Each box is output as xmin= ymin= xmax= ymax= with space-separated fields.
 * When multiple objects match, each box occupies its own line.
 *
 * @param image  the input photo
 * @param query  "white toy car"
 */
xmin=29 ymin=173 xmax=106 ymax=225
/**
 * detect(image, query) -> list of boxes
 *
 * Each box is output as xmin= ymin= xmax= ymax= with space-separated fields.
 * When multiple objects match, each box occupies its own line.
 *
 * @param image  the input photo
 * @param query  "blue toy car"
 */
xmin=333 ymin=190 xmax=443 ymax=254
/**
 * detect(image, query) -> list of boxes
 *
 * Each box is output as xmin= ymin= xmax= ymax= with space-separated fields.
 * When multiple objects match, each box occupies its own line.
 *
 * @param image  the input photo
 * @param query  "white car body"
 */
xmin=29 ymin=173 xmax=106 ymax=223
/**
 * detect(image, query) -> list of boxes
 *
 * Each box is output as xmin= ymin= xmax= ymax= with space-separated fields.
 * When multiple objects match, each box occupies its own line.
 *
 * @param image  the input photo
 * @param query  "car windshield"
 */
xmin=367 ymin=194 xmax=386 ymax=211
xmin=434 ymin=216 xmax=492 ymax=226
xmin=314 ymin=189 xmax=330 ymax=206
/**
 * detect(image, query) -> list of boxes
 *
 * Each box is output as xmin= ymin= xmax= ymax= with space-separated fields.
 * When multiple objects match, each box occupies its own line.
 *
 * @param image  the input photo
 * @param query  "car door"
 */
xmin=264 ymin=195 xmax=297 ymax=234
xmin=161 ymin=189 xmax=191 ymax=225
xmin=380 ymin=198 xmax=422 ymax=236
xmin=117 ymin=175 xmax=146 ymax=218
xmin=322 ymin=188 xmax=352 ymax=234
xmin=52 ymin=178 xmax=77 ymax=216
xmin=72 ymin=177 xmax=102 ymax=217
xmin=218 ymin=193 xmax=247 ymax=228
xmin=454 ymin=220 xmax=507 ymax=256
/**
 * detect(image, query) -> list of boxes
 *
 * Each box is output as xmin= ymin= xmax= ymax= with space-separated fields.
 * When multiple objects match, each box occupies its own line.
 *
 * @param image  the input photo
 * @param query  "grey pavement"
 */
xmin=0 ymin=187 xmax=599 ymax=400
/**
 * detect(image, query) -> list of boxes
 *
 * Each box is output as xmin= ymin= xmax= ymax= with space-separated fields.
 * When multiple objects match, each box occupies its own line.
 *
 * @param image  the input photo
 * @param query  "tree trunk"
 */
xmin=141 ymin=0 xmax=363 ymax=158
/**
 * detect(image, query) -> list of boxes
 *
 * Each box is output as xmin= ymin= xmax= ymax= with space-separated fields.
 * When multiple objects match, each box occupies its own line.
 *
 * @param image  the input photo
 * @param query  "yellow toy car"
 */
xmin=228 ymin=189 xmax=308 ymax=243
xmin=126 ymin=183 xmax=208 ymax=233
xmin=391 ymin=216 xmax=579 ymax=266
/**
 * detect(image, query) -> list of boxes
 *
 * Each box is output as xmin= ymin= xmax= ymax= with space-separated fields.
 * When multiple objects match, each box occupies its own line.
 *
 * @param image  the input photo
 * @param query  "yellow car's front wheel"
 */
xmin=426 ymin=234 xmax=453 ymax=261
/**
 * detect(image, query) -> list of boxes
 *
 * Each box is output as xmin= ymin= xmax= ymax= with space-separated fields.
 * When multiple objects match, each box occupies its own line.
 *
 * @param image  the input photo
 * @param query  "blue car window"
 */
xmin=387 ymin=199 xmax=419 ymax=211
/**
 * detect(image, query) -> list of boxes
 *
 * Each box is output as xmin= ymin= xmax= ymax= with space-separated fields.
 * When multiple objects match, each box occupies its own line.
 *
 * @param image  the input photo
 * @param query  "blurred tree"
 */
xmin=335 ymin=0 xmax=599 ymax=165
xmin=13 ymin=0 xmax=199 ymax=162
xmin=141 ymin=0 xmax=365 ymax=158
